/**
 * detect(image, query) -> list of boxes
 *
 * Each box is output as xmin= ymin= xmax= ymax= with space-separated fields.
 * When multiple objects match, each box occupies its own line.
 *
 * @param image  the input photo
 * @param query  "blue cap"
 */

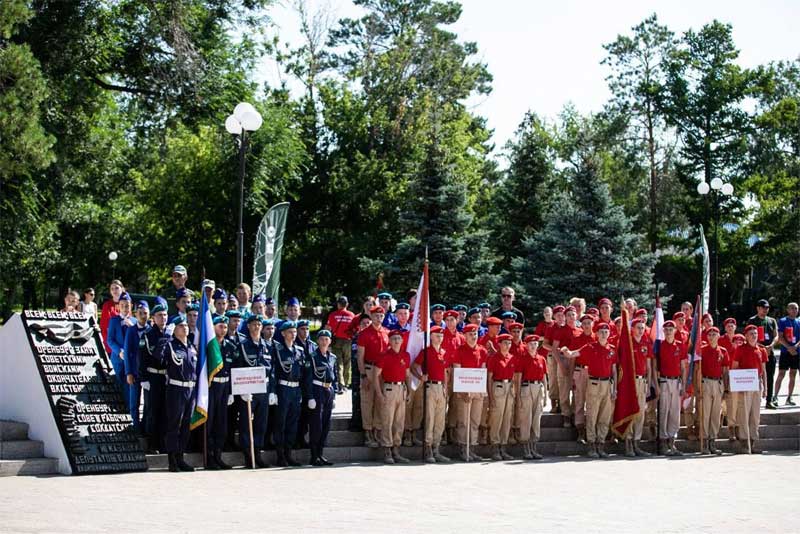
xmin=212 ymin=289 xmax=227 ymax=301
xmin=213 ymin=316 xmax=228 ymax=325
xmin=136 ymin=300 xmax=149 ymax=311
xmin=478 ymin=302 xmax=491 ymax=309
xmin=246 ymin=314 xmax=263 ymax=324
xmin=287 ymin=297 xmax=300 ymax=307
xmin=176 ymin=288 xmax=191 ymax=299
xmin=225 ymin=310 xmax=242 ymax=318
xmin=297 ymin=319 xmax=310 ymax=328
xmin=377 ymin=292 xmax=392 ymax=300
xmin=467 ymin=307 xmax=480 ymax=317
xmin=151 ymin=304 xmax=168 ymax=314
xmin=252 ymin=294 xmax=266 ymax=304
xmin=170 ymin=315 xmax=188 ymax=326
xmin=317 ymin=329 xmax=332 ymax=338
xmin=279 ymin=320 xmax=298 ymax=332
xmin=454 ymin=305 xmax=468 ymax=312
xmin=119 ymin=292 xmax=132 ymax=302
xmin=431 ymin=304 xmax=446 ymax=311
xmin=501 ymin=311 xmax=516 ymax=320
xmin=395 ymin=302 xmax=410 ymax=310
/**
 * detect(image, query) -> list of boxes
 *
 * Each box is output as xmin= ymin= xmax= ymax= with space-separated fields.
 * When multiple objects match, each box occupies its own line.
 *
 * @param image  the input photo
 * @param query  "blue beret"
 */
xmin=225 ymin=310 xmax=242 ymax=318
xmin=377 ymin=292 xmax=392 ymax=299
xmin=317 ymin=329 xmax=332 ymax=338
xmin=170 ymin=314 xmax=188 ymax=326
xmin=176 ymin=288 xmax=191 ymax=299
xmin=454 ymin=305 xmax=467 ymax=312
xmin=265 ymin=297 xmax=274 ymax=305
xmin=478 ymin=302 xmax=491 ymax=309
xmin=501 ymin=311 xmax=516 ymax=320
xmin=246 ymin=314 xmax=263 ymax=324
xmin=262 ymin=318 xmax=274 ymax=326
xmin=252 ymin=294 xmax=266 ymax=304
xmin=136 ymin=300 xmax=149 ymax=310
xmin=287 ymin=297 xmax=300 ymax=306
xmin=187 ymin=303 xmax=200 ymax=313
xmin=151 ymin=304 xmax=168 ymax=314
xmin=155 ymin=296 xmax=168 ymax=308
xmin=279 ymin=320 xmax=298 ymax=332
xmin=395 ymin=302 xmax=410 ymax=310
xmin=297 ymin=319 xmax=310 ymax=328
xmin=431 ymin=304 xmax=446 ymax=311
xmin=467 ymin=307 xmax=480 ymax=317
xmin=213 ymin=316 xmax=228 ymax=325
xmin=212 ymin=289 xmax=227 ymax=301
xmin=119 ymin=292 xmax=132 ymax=302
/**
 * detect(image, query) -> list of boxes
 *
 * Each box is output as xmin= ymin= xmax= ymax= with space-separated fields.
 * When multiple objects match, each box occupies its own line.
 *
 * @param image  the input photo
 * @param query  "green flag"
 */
xmin=253 ymin=202 xmax=289 ymax=301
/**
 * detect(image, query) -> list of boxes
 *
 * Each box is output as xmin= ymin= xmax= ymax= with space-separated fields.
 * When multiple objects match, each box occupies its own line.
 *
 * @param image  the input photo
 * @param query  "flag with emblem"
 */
xmin=613 ymin=304 xmax=640 ymax=437
xmin=683 ymin=294 xmax=703 ymax=408
xmin=406 ymin=260 xmax=430 ymax=365
xmin=190 ymin=291 xmax=224 ymax=429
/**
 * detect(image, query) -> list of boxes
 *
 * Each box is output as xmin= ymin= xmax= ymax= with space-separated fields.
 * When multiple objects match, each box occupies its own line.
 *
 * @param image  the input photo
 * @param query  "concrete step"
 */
xmin=0 ymin=440 xmax=45 ymax=460
xmin=677 ymin=425 xmax=800 ymax=440
xmin=0 ymin=420 xmax=29 ymax=441
xmin=0 ymin=458 xmax=59 ymax=477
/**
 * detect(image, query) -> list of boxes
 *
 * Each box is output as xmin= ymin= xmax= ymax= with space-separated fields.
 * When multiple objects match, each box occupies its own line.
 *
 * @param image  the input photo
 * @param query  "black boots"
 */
xmin=169 ymin=453 xmax=194 ymax=472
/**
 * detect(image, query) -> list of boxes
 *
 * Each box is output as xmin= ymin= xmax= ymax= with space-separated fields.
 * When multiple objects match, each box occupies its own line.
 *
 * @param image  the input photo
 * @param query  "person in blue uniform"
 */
xmin=107 ymin=292 xmax=135 ymax=409
xmin=454 ymin=304 xmax=468 ymax=332
xmin=206 ymin=316 xmax=235 ymax=470
xmin=212 ymin=289 xmax=228 ymax=318
xmin=238 ymin=294 xmax=266 ymax=335
xmin=224 ymin=309 xmax=243 ymax=451
xmin=379 ymin=292 xmax=399 ymax=330
xmin=156 ymin=315 xmax=198 ymax=472
xmin=294 ymin=320 xmax=317 ymax=449
xmin=124 ymin=300 xmax=150 ymax=432
xmin=305 ymin=329 xmax=338 ymax=466
xmin=500 ymin=311 xmax=516 ymax=334
xmin=272 ymin=321 xmax=307 ymax=467
xmin=170 ymin=287 xmax=192 ymax=322
xmin=274 ymin=297 xmax=302 ymax=345
xmin=467 ymin=307 xmax=488 ymax=337
xmin=234 ymin=314 xmax=277 ymax=468
xmin=138 ymin=303 xmax=170 ymax=452
xmin=430 ymin=303 xmax=446 ymax=328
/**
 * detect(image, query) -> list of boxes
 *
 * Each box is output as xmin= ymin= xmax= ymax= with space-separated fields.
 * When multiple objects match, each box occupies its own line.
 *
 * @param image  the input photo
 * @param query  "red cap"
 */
xmin=388 ymin=329 xmax=405 ymax=338
xmin=497 ymin=333 xmax=513 ymax=342
xmin=595 ymin=322 xmax=611 ymax=331
xmin=524 ymin=334 xmax=541 ymax=343
xmin=430 ymin=326 xmax=444 ymax=334
xmin=707 ymin=326 xmax=720 ymax=335
xmin=580 ymin=314 xmax=594 ymax=323
xmin=444 ymin=310 xmax=458 ymax=319
xmin=463 ymin=324 xmax=479 ymax=333
xmin=370 ymin=305 xmax=385 ymax=314
xmin=509 ymin=322 xmax=524 ymax=331
xmin=565 ymin=305 xmax=576 ymax=314
xmin=672 ymin=311 xmax=685 ymax=320
xmin=744 ymin=324 xmax=758 ymax=334
xmin=663 ymin=320 xmax=676 ymax=329
xmin=723 ymin=318 xmax=737 ymax=327
xmin=486 ymin=317 xmax=503 ymax=326
xmin=702 ymin=313 xmax=713 ymax=321
xmin=599 ymin=298 xmax=612 ymax=306
xmin=552 ymin=305 xmax=566 ymax=314
xmin=631 ymin=318 xmax=646 ymax=327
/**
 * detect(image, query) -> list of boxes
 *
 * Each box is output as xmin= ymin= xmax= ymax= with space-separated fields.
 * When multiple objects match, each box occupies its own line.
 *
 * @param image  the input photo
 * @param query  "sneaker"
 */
xmin=786 ymin=397 xmax=796 ymax=406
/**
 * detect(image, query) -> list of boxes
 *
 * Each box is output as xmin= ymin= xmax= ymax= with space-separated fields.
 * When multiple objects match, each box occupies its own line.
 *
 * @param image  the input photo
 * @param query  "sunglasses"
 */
xmin=501 ymin=294 xmax=513 ymax=298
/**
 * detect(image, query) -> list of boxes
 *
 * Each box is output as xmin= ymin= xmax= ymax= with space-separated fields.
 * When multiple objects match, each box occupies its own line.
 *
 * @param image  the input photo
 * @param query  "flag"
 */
xmin=683 ymin=294 xmax=703 ymax=407
xmin=374 ymin=272 xmax=385 ymax=298
xmin=253 ymin=202 xmax=289 ymax=302
xmin=406 ymin=261 xmax=430 ymax=365
xmin=613 ymin=304 xmax=640 ymax=437
xmin=699 ymin=225 xmax=711 ymax=316
xmin=190 ymin=292 xmax=224 ymax=430
xmin=649 ymin=295 xmax=665 ymax=360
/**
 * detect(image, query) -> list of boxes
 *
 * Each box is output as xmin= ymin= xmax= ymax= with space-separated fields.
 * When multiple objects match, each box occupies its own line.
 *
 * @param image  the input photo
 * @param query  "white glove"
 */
xmin=165 ymin=324 xmax=175 ymax=336
xmin=308 ymin=399 xmax=317 ymax=410
xmin=241 ymin=393 xmax=253 ymax=402
xmin=332 ymin=400 xmax=336 ymax=409
xmin=141 ymin=381 xmax=150 ymax=391
xmin=227 ymin=395 xmax=234 ymax=406
xmin=269 ymin=393 xmax=278 ymax=406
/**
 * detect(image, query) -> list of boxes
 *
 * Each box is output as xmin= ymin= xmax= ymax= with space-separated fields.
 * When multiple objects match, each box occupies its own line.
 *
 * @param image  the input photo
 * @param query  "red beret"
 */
xmin=588 ymin=307 xmax=600 ymax=316
xmin=463 ymin=324 xmax=479 ymax=333
xmin=486 ymin=317 xmax=503 ymax=326
xmin=565 ymin=305 xmax=576 ymax=314
xmin=672 ymin=311 xmax=685 ymax=320
xmin=443 ymin=310 xmax=458 ymax=319
xmin=595 ymin=322 xmax=610 ymax=331
xmin=370 ymin=306 xmax=385 ymax=314
xmin=631 ymin=318 xmax=646 ymax=327
xmin=509 ymin=322 xmax=524 ymax=331
xmin=702 ymin=313 xmax=713 ymax=321
xmin=497 ymin=333 xmax=513 ymax=342
xmin=524 ymin=334 xmax=541 ymax=343
xmin=634 ymin=309 xmax=647 ymax=317
xmin=663 ymin=320 xmax=676 ymax=329
xmin=552 ymin=305 xmax=566 ymax=314
xmin=388 ymin=329 xmax=405 ymax=338
xmin=706 ymin=326 xmax=720 ymax=335
xmin=580 ymin=314 xmax=594 ymax=323
xmin=733 ymin=333 xmax=745 ymax=341
xmin=430 ymin=325 xmax=444 ymax=334
xmin=599 ymin=298 xmax=612 ymax=306
xmin=723 ymin=318 xmax=737 ymax=327
xmin=744 ymin=324 xmax=758 ymax=334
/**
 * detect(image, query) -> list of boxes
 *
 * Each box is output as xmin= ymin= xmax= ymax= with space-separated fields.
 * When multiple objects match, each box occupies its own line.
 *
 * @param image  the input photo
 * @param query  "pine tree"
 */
xmin=511 ymin=156 xmax=656 ymax=312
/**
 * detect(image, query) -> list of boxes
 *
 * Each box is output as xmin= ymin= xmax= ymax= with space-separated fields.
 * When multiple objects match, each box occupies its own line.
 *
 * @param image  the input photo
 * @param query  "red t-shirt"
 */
xmin=534 ymin=321 xmax=554 ymax=357
xmin=517 ymin=353 xmax=547 ymax=381
xmin=358 ymin=325 xmax=389 ymax=364
xmin=510 ymin=340 xmax=527 ymax=360
xmin=327 ymin=309 xmax=355 ymax=340
xmin=376 ymin=349 xmax=410 ymax=382
xmin=442 ymin=328 xmax=465 ymax=357
xmin=700 ymin=344 xmax=729 ymax=379
xmin=478 ymin=333 xmax=499 ymax=355
xmin=454 ymin=343 xmax=488 ymax=369
xmin=659 ymin=339 xmax=687 ymax=377
xmin=631 ymin=336 xmax=652 ymax=376
xmin=488 ymin=352 xmax=517 ymax=380
xmin=582 ymin=342 xmax=617 ymax=378
xmin=593 ymin=318 xmax=619 ymax=338
xmin=718 ymin=335 xmax=735 ymax=356
xmin=417 ymin=345 xmax=450 ymax=382
xmin=99 ymin=299 xmax=120 ymax=354
xmin=734 ymin=344 xmax=765 ymax=375
xmin=570 ymin=331 xmax=595 ymax=367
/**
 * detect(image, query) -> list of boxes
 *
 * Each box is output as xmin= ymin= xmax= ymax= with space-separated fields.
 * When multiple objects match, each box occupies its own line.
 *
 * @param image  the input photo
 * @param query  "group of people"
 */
xmin=87 ymin=265 xmax=800 ymax=470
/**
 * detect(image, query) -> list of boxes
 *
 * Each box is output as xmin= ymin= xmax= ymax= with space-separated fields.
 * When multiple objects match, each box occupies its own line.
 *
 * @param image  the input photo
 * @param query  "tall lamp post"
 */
xmin=697 ymin=177 xmax=734 ymax=323
xmin=108 ymin=251 xmax=118 ymax=280
xmin=225 ymin=103 xmax=263 ymax=285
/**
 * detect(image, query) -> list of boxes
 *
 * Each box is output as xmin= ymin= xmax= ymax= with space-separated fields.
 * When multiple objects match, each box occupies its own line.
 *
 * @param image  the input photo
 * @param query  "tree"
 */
xmin=511 ymin=156 xmax=656 ymax=312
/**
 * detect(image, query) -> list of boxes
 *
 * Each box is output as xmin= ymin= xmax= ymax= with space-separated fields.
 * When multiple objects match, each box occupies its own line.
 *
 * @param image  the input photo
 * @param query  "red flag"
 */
xmin=406 ymin=261 xmax=429 ymax=363
xmin=373 ymin=272 xmax=384 ymax=298
xmin=612 ymin=304 xmax=640 ymax=437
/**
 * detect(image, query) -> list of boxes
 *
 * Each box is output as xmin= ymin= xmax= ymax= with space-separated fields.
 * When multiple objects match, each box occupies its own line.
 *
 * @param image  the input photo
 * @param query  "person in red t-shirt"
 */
xmin=508 ymin=322 xmax=525 ymax=445
xmin=478 ymin=316 xmax=502 ymax=444
xmin=452 ymin=324 xmax=489 ymax=462
xmin=560 ymin=322 xmax=617 ymax=458
xmin=594 ymin=298 xmax=619 ymax=338
xmin=732 ymin=325 xmax=767 ymax=453
xmin=325 ymin=296 xmax=356 ymax=391
xmin=374 ymin=330 xmax=412 ymax=464
xmin=356 ymin=306 xmax=389 ymax=447
xmin=413 ymin=326 xmax=451 ymax=463
xmin=516 ymin=334 xmax=547 ymax=459
xmin=626 ymin=318 xmax=654 ymax=456
xmin=487 ymin=334 xmax=517 ymax=460
xmin=535 ymin=306 xmax=559 ymax=413
xmin=442 ymin=312 xmax=465 ymax=444
xmin=717 ymin=318 xmax=737 ymax=438
xmin=542 ymin=305 xmax=571 ymax=424
xmin=699 ymin=327 xmax=729 ymax=454
xmin=655 ymin=320 xmax=688 ymax=456
xmin=571 ymin=314 xmax=595 ymax=443
xmin=99 ymin=279 xmax=125 ymax=355
xmin=553 ymin=306 xmax=581 ymax=428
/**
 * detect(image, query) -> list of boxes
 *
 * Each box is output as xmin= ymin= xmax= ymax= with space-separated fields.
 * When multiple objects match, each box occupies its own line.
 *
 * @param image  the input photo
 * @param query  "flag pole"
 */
xmin=655 ymin=287 xmax=661 ymax=456
xmin=421 ymin=249 xmax=429 ymax=463
xmin=698 ymin=359 xmax=704 ymax=453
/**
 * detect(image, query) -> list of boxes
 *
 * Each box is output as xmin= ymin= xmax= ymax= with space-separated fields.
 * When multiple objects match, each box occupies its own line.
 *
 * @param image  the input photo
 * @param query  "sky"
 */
xmin=256 ymin=0 xmax=800 ymax=159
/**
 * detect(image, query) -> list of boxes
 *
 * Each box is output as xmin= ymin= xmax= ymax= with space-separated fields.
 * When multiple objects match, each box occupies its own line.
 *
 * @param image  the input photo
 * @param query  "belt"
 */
xmin=425 ymin=380 xmax=443 ymax=385
xmin=660 ymin=375 xmax=680 ymax=380
xmin=702 ymin=377 xmax=723 ymax=382
xmin=589 ymin=376 xmax=611 ymax=381
xmin=212 ymin=376 xmax=230 ymax=383
xmin=313 ymin=380 xmax=333 ymax=388
xmin=494 ymin=379 xmax=512 ymax=384
xmin=636 ymin=375 xmax=647 ymax=379
xmin=384 ymin=381 xmax=404 ymax=385
xmin=168 ymin=379 xmax=195 ymax=388
xmin=521 ymin=380 xmax=543 ymax=385
xmin=146 ymin=367 xmax=167 ymax=375
xmin=364 ymin=363 xmax=375 ymax=369
xmin=574 ymin=365 xmax=585 ymax=369
xmin=279 ymin=380 xmax=300 ymax=387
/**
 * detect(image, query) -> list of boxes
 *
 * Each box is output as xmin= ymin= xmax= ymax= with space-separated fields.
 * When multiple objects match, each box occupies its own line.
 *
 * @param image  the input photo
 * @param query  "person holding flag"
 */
xmin=206 ymin=316 xmax=235 ymax=470
xmin=655 ymin=320 xmax=688 ymax=456
xmin=621 ymin=317 xmax=652 ymax=457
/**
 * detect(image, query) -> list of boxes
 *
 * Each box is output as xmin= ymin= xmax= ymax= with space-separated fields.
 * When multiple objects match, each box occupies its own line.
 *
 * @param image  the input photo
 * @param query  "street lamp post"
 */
xmin=108 ymin=251 xmax=118 ymax=279
xmin=225 ymin=103 xmax=263 ymax=285
xmin=697 ymin=178 xmax=734 ymax=323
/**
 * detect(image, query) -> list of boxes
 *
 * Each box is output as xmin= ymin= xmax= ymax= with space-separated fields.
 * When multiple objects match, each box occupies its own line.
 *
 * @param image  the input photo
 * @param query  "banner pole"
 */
xmin=466 ymin=399 xmax=471 ymax=463
xmin=698 ymin=360 xmax=704 ymax=453
xmin=247 ymin=399 xmax=256 ymax=468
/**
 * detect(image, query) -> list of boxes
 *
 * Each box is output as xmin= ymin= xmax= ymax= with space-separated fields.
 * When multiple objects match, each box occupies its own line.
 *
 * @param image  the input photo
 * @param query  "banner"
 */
xmin=253 ymin=202 xmax=289 ymax=301
xmin=699 ymin=225 xmax=710 ymax=315
xmin=729 ymin=369 xmax=760 ymax=392
xmin=453 ymin=368 xmax=487 ymax=393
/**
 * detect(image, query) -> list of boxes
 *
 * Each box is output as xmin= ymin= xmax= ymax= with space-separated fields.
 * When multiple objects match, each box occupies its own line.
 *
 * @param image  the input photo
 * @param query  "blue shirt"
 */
xmin=124 ymin=322 xmax=150 ymax=378
xmin=778 ymin=316 xmax=800 ymax=354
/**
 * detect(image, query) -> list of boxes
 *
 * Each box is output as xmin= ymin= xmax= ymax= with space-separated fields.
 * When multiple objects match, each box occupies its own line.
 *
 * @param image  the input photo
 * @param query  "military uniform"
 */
xmin=206 ymin=319 xmax=236 ymax=470
xmin=375 ymin=338 xmax=411 ymax=464
xmin=294 ymin=322 xmax=317 ymax=449
xmin=305 ymin=331 xmax=338 ymax=466
xmin=699 ymin=331 xmax=729 ymax=455
xmin=123 ymin=304 xmax=150 ymax=432
xmin=516 ymin=335 xmax=546 ymax=459
xmin=574 ymin=333 xmax=617 ymax=458
xmin=733 ymin=327 xmax=767 ymax=453
xmin=487 ymin=334 xmax=517 ymax=461
xmin=657 ymin=326 xmax=688 ymax=456
xmin=138 ymin=314 xmax=170 ymax=452
xmin=453 ymin=325 xmax=488 ymax=462
xmin=273 ymin=322 xmax=307 ymax=466
xmin=358 ymin=319 xmax=389 ymax=447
